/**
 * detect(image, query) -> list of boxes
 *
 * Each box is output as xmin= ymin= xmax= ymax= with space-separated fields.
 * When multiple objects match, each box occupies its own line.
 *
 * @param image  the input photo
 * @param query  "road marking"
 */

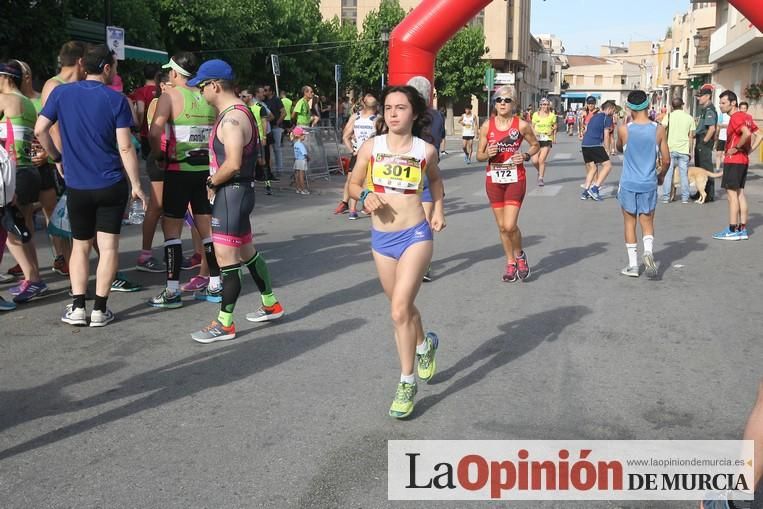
xmin=551 ymin=152 xmax=573 ymax=161
xmin=528 ymin=184 xmax=562 ymax=197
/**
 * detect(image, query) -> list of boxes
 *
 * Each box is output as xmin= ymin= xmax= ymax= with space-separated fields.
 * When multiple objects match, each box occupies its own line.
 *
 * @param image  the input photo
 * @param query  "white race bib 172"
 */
xmin=489 ymin=163 xmax=518 ymax=184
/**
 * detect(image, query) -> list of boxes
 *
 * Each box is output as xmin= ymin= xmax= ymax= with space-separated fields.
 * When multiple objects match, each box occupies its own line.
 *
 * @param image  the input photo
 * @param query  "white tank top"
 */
xmin=461 ymin=114 xmax=476 ymax=137
xmin=352 ymin=112 xmax=377 ymax=151
xmin=367 ymin=134 xmax=427 ymax=195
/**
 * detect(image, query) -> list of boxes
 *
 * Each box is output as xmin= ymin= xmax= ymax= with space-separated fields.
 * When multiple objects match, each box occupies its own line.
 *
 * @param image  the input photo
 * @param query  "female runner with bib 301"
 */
xmin=349 ymin=86 xmax=445 ymax=419
xmin=477 ymin=86 xmax=539 ymax=282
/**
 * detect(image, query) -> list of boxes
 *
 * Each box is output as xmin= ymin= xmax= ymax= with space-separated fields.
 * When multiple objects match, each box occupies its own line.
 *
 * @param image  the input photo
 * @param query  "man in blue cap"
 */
xmin=187 ymin=60 xmax=284 ymax=343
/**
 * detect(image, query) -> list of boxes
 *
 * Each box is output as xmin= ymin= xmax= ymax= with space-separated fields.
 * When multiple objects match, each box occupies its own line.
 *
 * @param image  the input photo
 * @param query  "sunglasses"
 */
xmin=494 ymin=97 xmax=512 ymax=104
xmin=198 ymin=80 xmax=218 ymax=93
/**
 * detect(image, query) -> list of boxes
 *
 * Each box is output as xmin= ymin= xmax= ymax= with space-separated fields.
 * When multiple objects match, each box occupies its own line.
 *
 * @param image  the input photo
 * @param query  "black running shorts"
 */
xmin=721 ymin=163 xmax=748 ymax=190
xmin=582 ymin=146 xmax=609 ymax=164
xmin=162 ymin=171 xmax=212 ymax=219
xmin=211 ymin=181 xmax=255 ymax=247
xmin=67 ymin=179 xmax=128 ymax=240
xmin=15 ymin=166 xmax=41 ymax=206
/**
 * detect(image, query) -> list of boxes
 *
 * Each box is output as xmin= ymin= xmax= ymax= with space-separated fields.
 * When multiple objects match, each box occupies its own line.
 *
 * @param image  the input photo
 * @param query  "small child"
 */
xmin=616 ymin=90 xmax=670 ymax=278
xmin=291 ymin=127 xmax=309 ymax=195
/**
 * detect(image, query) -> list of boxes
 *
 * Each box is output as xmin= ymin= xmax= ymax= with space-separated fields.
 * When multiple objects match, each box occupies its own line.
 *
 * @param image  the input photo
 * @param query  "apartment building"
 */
xmin=560 ymin=56 xmax=644 ymax=109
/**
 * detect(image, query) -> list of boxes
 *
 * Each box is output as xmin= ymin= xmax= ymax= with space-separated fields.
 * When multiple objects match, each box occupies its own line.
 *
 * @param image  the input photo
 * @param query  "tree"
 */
xmin=434 ymin=26 xmax=489 ymax=104
xmin=347 ymin=0 xmax=406 ymax=93
xmin=0 ymin=0 xmax=70 ymax=78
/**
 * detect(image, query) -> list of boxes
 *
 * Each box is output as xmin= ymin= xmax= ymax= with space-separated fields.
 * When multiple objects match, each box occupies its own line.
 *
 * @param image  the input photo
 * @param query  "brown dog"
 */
xmin=669 ymin=166 xmax=723 ymax=203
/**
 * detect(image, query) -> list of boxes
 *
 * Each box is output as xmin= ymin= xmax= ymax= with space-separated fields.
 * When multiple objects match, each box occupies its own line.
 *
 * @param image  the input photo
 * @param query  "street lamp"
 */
xmin=693 ymin=33 xmax=701 ymax=48
xmin=381 ymin=28 xmax=390 ymax=89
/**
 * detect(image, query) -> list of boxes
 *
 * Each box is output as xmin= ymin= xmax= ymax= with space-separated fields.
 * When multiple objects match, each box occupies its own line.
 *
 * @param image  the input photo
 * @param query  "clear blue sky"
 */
xmin=530 ymin=0 xmax=690 ymax=55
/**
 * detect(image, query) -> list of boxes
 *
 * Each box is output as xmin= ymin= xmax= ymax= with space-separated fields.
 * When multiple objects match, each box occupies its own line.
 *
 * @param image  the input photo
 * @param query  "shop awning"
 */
xmin=125 ymin=45 xmax=168 ymax=64
xmin=561 ymin=92 xmax=602 ymax=99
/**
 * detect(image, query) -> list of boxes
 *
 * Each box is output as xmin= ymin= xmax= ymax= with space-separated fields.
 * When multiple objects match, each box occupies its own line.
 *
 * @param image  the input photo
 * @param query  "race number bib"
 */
xmin=490 ymin=163 xmax=518 ymax=184
xmin=537 ymin=134 xmax=550 ymax=141
xmin=188 ymin=126 xmax=213 ymax=144
xmin=371 ymin=153 xmax=422 ymax=191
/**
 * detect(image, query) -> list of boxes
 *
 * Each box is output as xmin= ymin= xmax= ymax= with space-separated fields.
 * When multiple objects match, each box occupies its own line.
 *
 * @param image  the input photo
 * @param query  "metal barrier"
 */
xmin=277 ymin=126 xmax=346 ymax=184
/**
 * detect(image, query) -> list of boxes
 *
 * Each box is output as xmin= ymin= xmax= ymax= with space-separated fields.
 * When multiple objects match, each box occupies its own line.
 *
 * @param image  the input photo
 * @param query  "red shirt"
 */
xmin=724 ymin=111 xmax=759 ymax=165
xmin=130 ymin=84 xmax=157 ymax=139
xmin=486 ymin=116 xmax=526 ymax=180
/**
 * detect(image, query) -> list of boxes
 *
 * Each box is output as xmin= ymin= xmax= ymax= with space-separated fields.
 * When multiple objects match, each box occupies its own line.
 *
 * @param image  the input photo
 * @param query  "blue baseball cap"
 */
xmin=187 ymin=59 xmax=235 ymax=87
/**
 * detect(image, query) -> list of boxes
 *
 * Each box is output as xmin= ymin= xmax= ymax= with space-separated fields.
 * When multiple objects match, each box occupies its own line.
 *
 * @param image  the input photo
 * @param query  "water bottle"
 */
xmin=128 ymin=199 xmax=145 ymax=225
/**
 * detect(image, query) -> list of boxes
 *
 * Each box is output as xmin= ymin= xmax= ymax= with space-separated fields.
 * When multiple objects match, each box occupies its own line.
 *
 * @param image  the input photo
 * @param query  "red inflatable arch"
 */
xmin=388 ymin=0 xmax=763 ymax=92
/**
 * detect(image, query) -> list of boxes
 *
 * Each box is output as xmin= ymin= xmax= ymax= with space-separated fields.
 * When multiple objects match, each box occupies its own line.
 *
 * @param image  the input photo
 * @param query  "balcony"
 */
xmin=710 ymin=22 xmax=763 ymax=64
xmin=710 ymin=22 xmax=727 ymax=56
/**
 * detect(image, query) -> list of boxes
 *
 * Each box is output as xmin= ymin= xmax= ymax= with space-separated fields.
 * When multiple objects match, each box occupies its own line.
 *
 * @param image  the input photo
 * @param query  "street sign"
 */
xmin=106 ymin=26 xmax=125 ymax=60
xmin=335 ymin=64 xmax=342 ymax=83
xmin=271 ymin=54 xmax=280 ymax=76
xmin=495 ymin=72 xmax=516 ymax=85
xmin=484 ymin=67 xmax=496 ymax=89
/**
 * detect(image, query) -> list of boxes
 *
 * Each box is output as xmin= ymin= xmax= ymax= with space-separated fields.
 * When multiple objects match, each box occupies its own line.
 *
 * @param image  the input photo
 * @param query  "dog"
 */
xmin=668 ymin=166 xmax=723 ymax=203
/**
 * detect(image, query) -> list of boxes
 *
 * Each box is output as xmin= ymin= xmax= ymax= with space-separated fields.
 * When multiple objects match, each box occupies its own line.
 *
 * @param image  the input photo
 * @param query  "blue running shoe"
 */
xmin=0 ymin=296 xmax=16 ymax=311
xmin=13 ymin=280 xmax=48 ymax=303
xmin=580 ymin=189 xmax=589 ymax=200
xmin=587 ymin=185 xmax=602 ymax=201
xmin=737 ymin=227 xmax=749 ymax=240
xmin=194 ymin=285 xmax=223 ymax=303
xmin=712 ymin=227 xmax=741 ymax=241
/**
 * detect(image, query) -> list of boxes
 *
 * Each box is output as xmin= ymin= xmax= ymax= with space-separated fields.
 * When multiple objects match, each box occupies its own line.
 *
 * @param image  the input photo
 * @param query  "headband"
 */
xmin=162 ymin=58 xmax=192 ymax=77
xmin=0 ymin=64 xmax=21 ymax=79
xmin=626 ymin=98 xmax=650 ymax=111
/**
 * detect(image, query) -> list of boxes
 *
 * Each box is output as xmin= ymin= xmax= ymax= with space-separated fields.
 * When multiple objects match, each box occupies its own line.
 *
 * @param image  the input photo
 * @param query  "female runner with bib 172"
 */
xmin=477 ymin=86 xmax=540 ymax=283
xmin=349 ymin=85 xmax=446 ymax=419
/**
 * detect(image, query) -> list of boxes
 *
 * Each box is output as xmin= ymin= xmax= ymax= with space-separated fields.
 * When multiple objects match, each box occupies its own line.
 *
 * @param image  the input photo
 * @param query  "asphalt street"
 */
xmin=1 ymin=134 xmax=761 ymax=508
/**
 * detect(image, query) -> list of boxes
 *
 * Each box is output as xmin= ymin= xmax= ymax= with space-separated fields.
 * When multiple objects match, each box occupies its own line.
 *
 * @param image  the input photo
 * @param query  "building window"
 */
xmin=575 ymin=75 xmax=584 ymax=86
xmin=672 ymin=48 xmax=680 ymax=69
xmin=470 ymin=9 xmax=484 ymax=28
xmin=594 ymin=75 xmax=603 ymax=86
xmin=341 ymin=0 xmax=357 ymax=26
xmin=753 ymin=62 xmax=763 ymax=83
xmin=541 ymin=61 xmax=548 ymax=80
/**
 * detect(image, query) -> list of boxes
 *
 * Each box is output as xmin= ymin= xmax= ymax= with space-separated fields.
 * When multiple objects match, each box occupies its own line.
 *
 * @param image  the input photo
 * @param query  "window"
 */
xmin=594 ymin=75 xmax=603 ymax=86
xmin=470 ymin=9 xmax=485 ymax=28
xmin=541 ymin=61 xmax=548 ymax=79
xmin=672 ymin=48 xmax=680 ymax=69
xmin=341 ymin=0 xmax=357 ymax=26
xmin=575 ymin=75 xmax=584 ymax=85
xmin=753 ymin=62 xmax=763 ymax=83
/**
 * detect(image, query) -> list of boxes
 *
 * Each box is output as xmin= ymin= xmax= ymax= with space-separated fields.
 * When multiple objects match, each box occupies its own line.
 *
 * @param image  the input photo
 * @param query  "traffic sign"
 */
xmin=106 ymin=26 xmax=125 ymax=60
xmin=271 ymin=54 xmax=280 ymax=76
xmin=485 ymin=67 xmax=496 ymax=89
xmin=495 ymin=72 xmax=516 ymax=85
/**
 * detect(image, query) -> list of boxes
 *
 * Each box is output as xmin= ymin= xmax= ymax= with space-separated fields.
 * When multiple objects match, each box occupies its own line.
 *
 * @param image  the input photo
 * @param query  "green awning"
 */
xmin=125 ymin=45 xmax=168 ymax=64
xmin=66 ymin=17 xmax=167 ymax=63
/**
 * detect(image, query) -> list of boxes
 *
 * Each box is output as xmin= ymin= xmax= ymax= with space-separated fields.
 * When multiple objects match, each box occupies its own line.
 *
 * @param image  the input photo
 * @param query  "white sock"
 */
xmin=209 ymin=275 xmax=222 ymax=290
xmin=400 ymin=373 xmax=415 ymax=385
xmin=626 ymin=243 xmax=638 ymax=268
xmin=643 ymin=235 xmax=654 ymax=255
xmin=167 ymin=280 xmax=180 ymax=294
xmin=416 ymin=341 xmax=429 ymax=355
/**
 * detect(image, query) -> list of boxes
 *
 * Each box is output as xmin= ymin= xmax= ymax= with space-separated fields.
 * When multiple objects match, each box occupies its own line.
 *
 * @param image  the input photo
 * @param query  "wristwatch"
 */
xmin=52 ymin=154 xmax=62 ymax=163
xmin=206 ymin=176 xmax=216 ymax=190
xmin=523 ymin=152 xmax=531 ymax=161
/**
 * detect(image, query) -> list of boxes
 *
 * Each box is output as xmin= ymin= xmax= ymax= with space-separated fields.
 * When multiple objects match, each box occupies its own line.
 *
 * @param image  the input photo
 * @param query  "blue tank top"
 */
xmin=621 ymin=121 xmax=658 ymax=193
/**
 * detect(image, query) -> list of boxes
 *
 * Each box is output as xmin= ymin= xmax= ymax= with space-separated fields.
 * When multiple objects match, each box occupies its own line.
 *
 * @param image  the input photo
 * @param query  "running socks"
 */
xmin=164 ymin=238 xmax=183 ymax=293
xmin=218 ymin=264 xmax=242 ymax=327
xmin=401 ymin=373 xmax=416 ymax=384
xmin=416 ymin=341 xmax=429 ymax=355
xmin=72 ymin=294 xmax=86 ymax=310
xmin=244 ymin=251 xmax=277 ymax=306
xmin=94 ymin=295 xmax=108 ymax=313
xmin=643 ymin=235 xmax=654 ymax=254
xmin=626 ymin=243 xmax=638 ymax=267
xmin=203 ymin=237 xmax=221 ymax=289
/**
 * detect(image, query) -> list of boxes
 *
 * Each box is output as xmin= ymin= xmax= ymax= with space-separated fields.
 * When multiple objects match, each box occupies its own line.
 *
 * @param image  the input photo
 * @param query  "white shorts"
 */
xmin=294 ymin=159 xmax=307 ymax=171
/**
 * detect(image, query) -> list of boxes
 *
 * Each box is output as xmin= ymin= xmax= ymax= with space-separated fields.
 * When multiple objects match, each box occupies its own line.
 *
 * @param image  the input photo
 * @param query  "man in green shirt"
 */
xmin=292 ymin=85 xmax=318 ymax=127
xmin=280 ymin=90 xmax=292 ymax=129
xmin=694 ymin=86 xmax=717 ymax=202
xmin=661 ymin=97 xmax=696 ymax=203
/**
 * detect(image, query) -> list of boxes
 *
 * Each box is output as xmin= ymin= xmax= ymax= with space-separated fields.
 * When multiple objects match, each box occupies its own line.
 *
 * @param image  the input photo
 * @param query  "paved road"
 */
xmin=2 ymin=134 xmax=761 ymax=508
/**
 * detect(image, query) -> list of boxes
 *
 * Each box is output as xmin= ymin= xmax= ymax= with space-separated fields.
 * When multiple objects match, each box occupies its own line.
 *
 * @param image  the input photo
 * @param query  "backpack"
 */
xmin=0 ymin=144 xmax=16 ymax=208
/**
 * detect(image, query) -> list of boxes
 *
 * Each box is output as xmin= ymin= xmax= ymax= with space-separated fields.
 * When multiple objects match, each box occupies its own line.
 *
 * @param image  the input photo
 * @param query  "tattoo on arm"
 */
xmin=223 ymin=118 xmax=241 ymax=126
